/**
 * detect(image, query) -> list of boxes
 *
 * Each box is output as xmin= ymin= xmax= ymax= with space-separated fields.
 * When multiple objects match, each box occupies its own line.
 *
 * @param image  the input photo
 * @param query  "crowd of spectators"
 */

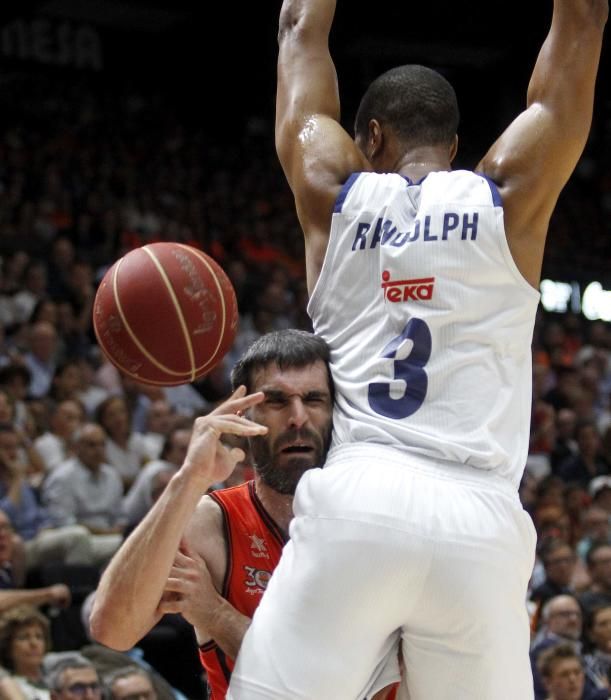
xmin=0 ymin=69 xmax=608 ymax=698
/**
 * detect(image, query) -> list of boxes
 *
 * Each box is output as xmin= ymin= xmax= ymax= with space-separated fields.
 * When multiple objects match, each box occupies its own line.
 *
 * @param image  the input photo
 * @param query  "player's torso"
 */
xmin=199 ymin=481 xmax=286 ymax=699
xmin=308 ymin=170 xmax=540 ymax=485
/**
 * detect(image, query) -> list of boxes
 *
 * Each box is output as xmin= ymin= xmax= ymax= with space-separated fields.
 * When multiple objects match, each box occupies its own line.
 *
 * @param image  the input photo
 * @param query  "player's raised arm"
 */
xmin=89 ymin=388 xmax=267 ymax=650
xmin=276 ymin=0 xmax=369 ymax=289
xmin=478 ymin=0 xmax=608 ymax=287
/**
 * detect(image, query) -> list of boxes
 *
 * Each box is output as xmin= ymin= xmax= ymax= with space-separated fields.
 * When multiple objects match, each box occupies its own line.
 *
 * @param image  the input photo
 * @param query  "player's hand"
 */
xmin=47 ymin=583 xmax=71 ymax=608
xmin=181 ymin=386 xmax=267 ymax=487
xmin=157 ymin=543 xmax=221 ymax=636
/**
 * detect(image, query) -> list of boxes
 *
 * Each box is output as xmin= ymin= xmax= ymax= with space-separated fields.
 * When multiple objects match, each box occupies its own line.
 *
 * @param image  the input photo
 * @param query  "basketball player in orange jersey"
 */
xmin=223 ymin=2 xmax=608 ymax=700
xmin=89 ymin=330 xmax=400 ymax=699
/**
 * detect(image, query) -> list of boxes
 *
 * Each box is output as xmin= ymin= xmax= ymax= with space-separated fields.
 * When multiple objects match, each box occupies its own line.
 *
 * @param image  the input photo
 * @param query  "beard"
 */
xmin=250 ymin=426 xmax=330 ymax=495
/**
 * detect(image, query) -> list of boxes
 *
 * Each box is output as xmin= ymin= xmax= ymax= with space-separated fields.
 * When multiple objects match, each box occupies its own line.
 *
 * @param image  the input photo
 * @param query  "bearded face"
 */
xmin=247 ymin=361 xmax=333 ymax=495
xmin=250 ymin=424 xmax=331 ymax=495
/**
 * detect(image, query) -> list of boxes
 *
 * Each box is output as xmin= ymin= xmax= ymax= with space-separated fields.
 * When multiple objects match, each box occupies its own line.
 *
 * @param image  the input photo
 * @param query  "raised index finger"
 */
xmin=211 ymin=386 xmax=265 ymax=416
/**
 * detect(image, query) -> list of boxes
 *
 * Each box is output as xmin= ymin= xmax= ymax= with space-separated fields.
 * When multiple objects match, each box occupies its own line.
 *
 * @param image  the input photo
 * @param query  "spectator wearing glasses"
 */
xmin=531 ymin=538 xmax=579 ymax=609
xmin=577 ymin=506 xmax=611 ymax=563
xmin=530 ymin=595 xmax=606 ymax=700
xmin=46 ymin=657 xmax=102 ymax=700
xmin=580 ymin=543 xmax=611 ymax=616
xmin=104 ymin=666 xmax=157 ymax=700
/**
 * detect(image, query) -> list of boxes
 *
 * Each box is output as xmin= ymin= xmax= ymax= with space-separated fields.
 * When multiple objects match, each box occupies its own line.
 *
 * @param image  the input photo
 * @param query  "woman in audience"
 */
xmin=0 ymin=605 xmax=52 ymax=700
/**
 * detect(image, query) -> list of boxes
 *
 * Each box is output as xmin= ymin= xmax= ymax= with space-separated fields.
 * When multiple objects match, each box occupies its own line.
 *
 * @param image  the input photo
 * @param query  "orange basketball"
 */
xmin=93 ymin=242 xmax=238 ymax=386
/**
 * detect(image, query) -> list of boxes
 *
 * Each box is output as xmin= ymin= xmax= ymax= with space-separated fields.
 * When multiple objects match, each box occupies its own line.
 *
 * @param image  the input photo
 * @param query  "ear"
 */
xmin=449 ymin=134 xmax=459 ymax=163
xmin=368 ymin=119 xmax=383 ymax=161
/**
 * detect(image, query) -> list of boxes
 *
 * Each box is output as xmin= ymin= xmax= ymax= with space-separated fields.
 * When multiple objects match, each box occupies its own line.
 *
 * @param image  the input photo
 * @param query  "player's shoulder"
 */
xmin=207 ymin=480 xmax=253 ymax=507
xmin=192 ymin=482 xmax=252 ymax=526
xmin=334 ymin=171 xmax=405 ymax=213
xmin=183 ymin=493 xmax=225 ymax=555
xmin=424 ymin=169 xmax=503 ymax=206
xmin=335 ymin=169 xmax=499 ymax=213
xmin=189 ymin=492 xmax=223 ymax=531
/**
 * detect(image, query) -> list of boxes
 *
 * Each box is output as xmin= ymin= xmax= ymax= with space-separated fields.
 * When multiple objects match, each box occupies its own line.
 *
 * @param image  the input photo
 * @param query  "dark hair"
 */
xmin=354 ymin=65 xmax=459 ymax=149
xmin=231 ymin=330 xmax=333 ymax=398
xmin=160 ymin=424 xmax=192 ymax=460
xmin=538 ymin=537 xmax=573 ymax=566
xmin=586 ymin=541 xmax=611 ymax=568
xmin=95 ymin=395 xmax=130 ymax=427
xmin=0 ymin=422 xmax=17 ymax=437
xmin=536 ymin=642 xmax=582 ymax=679
xmin=0 ymin=364 xmax=31 ymax=387
xmin=583 ymin=604 xmax=611 ymax=648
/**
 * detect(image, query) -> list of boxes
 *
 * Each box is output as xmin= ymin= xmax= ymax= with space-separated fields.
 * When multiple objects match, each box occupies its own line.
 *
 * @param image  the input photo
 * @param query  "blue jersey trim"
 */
xmin=476 ymin=172 xmax=503 ymax=207
xmin=334 ymin=172 xmax=362 ymax=213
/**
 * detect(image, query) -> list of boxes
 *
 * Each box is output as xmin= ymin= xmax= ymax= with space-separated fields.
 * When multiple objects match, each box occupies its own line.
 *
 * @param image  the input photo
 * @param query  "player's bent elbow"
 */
xmin=88 ymin=609 xmax=137 ymax=652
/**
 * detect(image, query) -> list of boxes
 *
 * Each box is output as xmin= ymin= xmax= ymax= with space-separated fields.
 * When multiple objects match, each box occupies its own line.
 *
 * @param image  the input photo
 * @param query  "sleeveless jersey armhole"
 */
xmin=476 ymin=172 xmax=540 ymax=299
xmin=309 ymin=172 xmax=364 ymax=319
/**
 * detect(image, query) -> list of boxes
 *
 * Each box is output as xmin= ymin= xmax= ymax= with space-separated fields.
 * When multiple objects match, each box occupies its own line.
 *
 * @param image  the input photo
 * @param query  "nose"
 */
xmin=287 ymin=397 xmax=308 ymax=429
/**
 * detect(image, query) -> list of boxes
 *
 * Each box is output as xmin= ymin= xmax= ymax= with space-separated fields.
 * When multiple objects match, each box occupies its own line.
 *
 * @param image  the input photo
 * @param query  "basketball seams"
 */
xmin=114 ymin=253 xmax=195 ymax=379
xmin=143 ymin=246 xmax=197 ymax=381
xmin=93 ymin=242 xmax=237 ymax=386
xmin=178 ymin=244 xmax=227 ymax=373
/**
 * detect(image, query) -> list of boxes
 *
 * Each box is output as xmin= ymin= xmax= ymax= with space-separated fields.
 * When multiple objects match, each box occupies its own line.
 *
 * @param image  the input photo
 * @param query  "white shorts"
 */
xmin=227 ymin=444 xmax=537 ymax=700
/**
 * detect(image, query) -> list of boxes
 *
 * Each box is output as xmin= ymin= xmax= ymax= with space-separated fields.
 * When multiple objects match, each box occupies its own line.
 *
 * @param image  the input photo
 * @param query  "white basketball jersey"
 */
xmin=307 ymin=170 xmax=540 ymax=487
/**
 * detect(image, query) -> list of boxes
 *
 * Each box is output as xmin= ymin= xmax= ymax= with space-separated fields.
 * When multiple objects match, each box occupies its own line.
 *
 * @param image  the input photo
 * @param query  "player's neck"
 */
xmin=396 ymin=147 xmax=451 ymax=181
xmin=254 ymin=477 xmax=294 ymax=535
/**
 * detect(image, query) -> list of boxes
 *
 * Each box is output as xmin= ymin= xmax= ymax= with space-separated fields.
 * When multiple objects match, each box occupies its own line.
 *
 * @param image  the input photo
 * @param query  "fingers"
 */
xmin=163 ymin=577 xmax=189 ymax=594
xmin=210 ymin=386 xmax=265 ymax=416
xmin=157 ymin=599 xmax=183 ymax=615
xmin=204 ymin=415 xmax=268 ymax=438
xmin=229 ymin=447 xmax=246 ymax=463
xmin=173 ymin=549 xmax=194 ymax=566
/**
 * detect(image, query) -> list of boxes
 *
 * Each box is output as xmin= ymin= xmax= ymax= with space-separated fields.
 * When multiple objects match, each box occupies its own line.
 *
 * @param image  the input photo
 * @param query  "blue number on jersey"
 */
xmin=368 ymin=318 xmax=432 ymax=419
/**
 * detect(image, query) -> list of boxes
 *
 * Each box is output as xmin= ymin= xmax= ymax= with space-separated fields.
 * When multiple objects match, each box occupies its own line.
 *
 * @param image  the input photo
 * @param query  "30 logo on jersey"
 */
xmin=243 ymin=565 xmax=272 ymax=595
xmin=381 ymin=271 xmax=435 ymax=303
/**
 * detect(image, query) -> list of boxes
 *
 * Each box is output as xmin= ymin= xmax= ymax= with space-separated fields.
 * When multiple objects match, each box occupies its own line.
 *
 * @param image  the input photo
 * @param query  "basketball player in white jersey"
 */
xmin=226 ymin=2 xmax=608 ymax=699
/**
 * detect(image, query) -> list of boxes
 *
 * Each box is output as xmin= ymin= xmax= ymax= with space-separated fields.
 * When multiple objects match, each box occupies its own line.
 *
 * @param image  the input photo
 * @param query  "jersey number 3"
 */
xmin=368 ymin=318 xmax=432 ymax=419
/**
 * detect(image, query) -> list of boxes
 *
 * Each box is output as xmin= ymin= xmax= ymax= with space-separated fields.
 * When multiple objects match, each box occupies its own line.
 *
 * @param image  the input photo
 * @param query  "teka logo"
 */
xmin=381 ymin=271 xmax=435 ymax=302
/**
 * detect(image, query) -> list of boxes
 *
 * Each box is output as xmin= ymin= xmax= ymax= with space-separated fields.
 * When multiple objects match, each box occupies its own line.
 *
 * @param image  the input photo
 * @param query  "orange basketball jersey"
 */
xmin=199 ymin=481 xmax=287 ymax=699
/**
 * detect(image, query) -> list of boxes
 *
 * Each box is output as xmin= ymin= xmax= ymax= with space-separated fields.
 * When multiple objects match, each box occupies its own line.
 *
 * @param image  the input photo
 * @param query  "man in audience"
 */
xmin=23 ymin=321 xmax=58 ymax=399
xmin=47 ymin=657 xmax=102 ymax=700
xmin=42 ymin=422 xmax=126 ymax=567
xmin=537 ymin=643 xmax=587 ymax=700
xmin=531 ymin=538 xmax=579 ymax=607
xmin=122 ymin=426 xmax=192 ymax=530
xmin=0 ymin=422 xmax=96 ymax=570
xmin=0 ymin=508 xmax=71 ymax=613
xmin=577 ymin=506 xmax=611 ymax=562
xmin=530 ymin=595 xmax=605 ymax=700
xmin=140 ymin=400 xmax=176 ymax=460
xmin=34 ymin=400 xmax=85 ymax=473
xmin=105 ymin=666 xmax=158 ymax=700
xmin=579 ymin=543 xmax=611 ymax=615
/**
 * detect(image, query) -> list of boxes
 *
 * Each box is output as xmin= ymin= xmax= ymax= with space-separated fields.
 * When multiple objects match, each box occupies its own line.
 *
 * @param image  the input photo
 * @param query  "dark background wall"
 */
xmin=1 ymin=1 xmax=609 ymax=285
